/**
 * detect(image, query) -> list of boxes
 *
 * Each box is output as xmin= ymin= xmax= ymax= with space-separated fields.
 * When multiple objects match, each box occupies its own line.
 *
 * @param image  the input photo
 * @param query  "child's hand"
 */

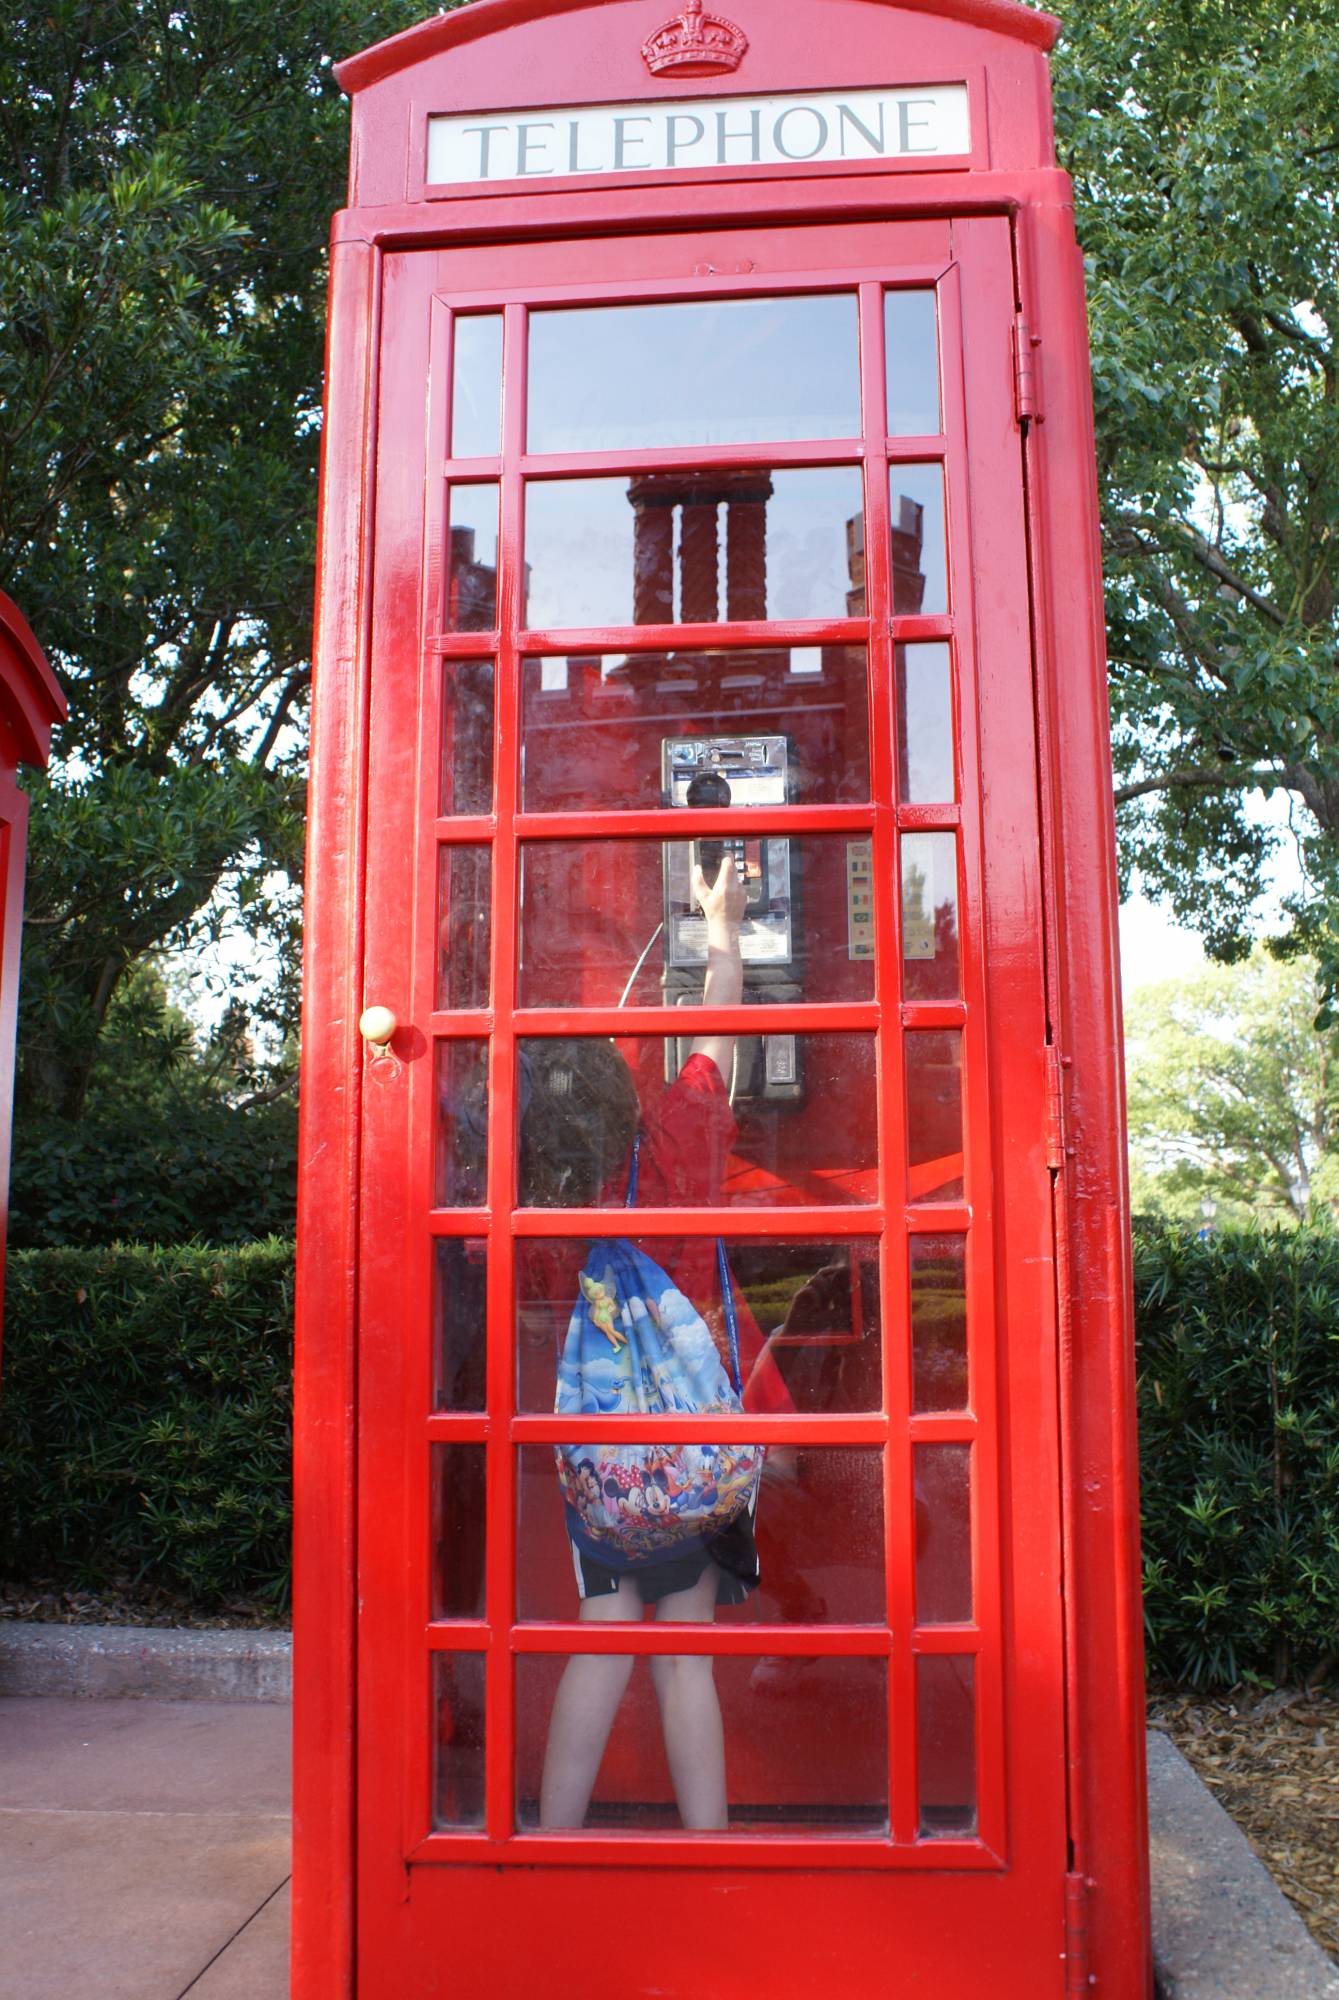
xmin=692 ymin=855 xmax=747 ymax=937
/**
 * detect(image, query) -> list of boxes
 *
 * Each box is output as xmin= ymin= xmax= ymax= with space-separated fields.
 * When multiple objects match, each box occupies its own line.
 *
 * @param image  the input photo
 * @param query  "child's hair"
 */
xmin=518 ymin=1038 xmax=640 ymax=1208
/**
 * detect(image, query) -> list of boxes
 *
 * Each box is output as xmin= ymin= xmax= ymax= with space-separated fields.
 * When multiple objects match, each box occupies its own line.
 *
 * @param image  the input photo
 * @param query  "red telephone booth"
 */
xmin=0 ymin=595 xmax=65 ymax=1352
xmin=295 ymin=2 xmax=1149 ymax=1994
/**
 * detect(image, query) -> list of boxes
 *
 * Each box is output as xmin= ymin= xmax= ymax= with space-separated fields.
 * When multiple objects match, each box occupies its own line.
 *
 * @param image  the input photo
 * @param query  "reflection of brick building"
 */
xmin=890 ymin=492 xmax=926 ymax=613
xmin=845 ymin=497 xmax=925 ymax=615
xmin=448 ymin=525 xmax=497 ymax=630
xmin=846 ymin=512 xmax=866 ymax=616
xmin=627 ymin=472 xmax=774 ymax=624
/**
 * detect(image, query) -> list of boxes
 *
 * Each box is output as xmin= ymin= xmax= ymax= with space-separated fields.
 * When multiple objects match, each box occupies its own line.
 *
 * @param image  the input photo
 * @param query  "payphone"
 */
xmin=662 ymin=731 xmax=800 ymax=1098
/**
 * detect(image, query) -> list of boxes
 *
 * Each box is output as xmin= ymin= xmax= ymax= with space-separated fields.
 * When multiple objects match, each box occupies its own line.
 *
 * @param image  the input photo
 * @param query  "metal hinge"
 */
xmin=1045 ymin=1044 xmax=1071 ymax=1171
xmin=1014 ymin=312 xmax=1042 ymax=427
xmin=1064 ymin=1871 xmax=1093 ymax=1996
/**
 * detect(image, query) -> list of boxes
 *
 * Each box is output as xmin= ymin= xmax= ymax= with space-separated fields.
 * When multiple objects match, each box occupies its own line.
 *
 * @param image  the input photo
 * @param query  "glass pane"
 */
xmin=527 ymin=295 xmax=860 ymax=453
xmin=439 ymin=659 xmax=494 ymax=815
xmin=431 ymin=1443 xmax=487 ymax=1620
xmin=520 ymin=647 xmax=871 ymax=812
xmin=896 ymin=641 xmax=954 ymax=802
xmin=917 ymin=1654 xmax=977 ymax=1837
xmin=517 ymin=1653 xmax=887 ymax=1833
xmin=435 ymin=1040 xmax=489 ymax=1207
xmin=515 ymin=1034 xmax=878 ymax=1209
xmin=436 ymin=846 xmax=491 ymax=1011
xmin=517 ymin=1445 xmax=884 ymax=1626
xmin=447 ymin=483 xmax=499 ymax=632
xmin=910 ymin=1234 xmax=968 ymax=1412
xmin=451 ymin=314 xmax=502 ymax=459
xmin=889 ymin=465 xmax=947 ymax=616
xmin=524 ymin=468 xmax=866 ymax=630
xmin=906 ymin=1030 xmax=962 ymax=1202
xmin=901 ymin=832 xmax=959 ymax=1000
xmin=518 ymin=836 xmax=875 ymax=1008
xmin=519 ymin=1237 xmax=881 ymax=1413
xmin=885 ymin=291 xmax=941 ymax=436
xmin=914 ymin=1443 xmax=972 ymax=1624
xmin=433 ymin=1653 xmax=486 ymax=1829
xmin=434 ymin=1239 xmax=487 ymax=1411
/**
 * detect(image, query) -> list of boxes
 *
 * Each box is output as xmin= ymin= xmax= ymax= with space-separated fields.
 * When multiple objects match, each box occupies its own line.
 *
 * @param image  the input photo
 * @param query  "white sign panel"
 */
xmin=427 ymin=85 xmax=970 ymax=187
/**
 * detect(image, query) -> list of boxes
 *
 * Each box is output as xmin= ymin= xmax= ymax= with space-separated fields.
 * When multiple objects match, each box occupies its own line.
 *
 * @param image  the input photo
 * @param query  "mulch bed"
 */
xmin=0 ymin=1577 xmax=287 ymax=1629
xmin=1149 ymin=1687 xmax=1339 ymax=1965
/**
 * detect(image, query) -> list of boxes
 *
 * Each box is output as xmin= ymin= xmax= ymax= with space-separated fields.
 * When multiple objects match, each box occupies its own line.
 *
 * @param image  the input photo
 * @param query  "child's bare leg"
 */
xmin=650 ymin=1565 xmax=727 ymax=1831
xmin=539 ymin=1577 xmax=642 ymax=1828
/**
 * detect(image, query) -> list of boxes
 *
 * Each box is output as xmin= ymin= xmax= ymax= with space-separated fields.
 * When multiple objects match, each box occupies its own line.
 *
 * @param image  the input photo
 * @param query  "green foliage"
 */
xmin=0 ymin=0 xmax=430 ymax=1119
xmin=9 ymin=962 xmax=298 ymax=1246
xmin=0 ymin=1241 xmax=294 ymax=1607
xmin=1136 ymin=1225 xmax=1339 ymax=1686
xmin=1052 ymin=0 xmax=1339 ymax=1011
xmin=1125 ymin=951 xmax=1338 ymax=1225
xmin=10 ymin=1094 xmax=297 ymax=1250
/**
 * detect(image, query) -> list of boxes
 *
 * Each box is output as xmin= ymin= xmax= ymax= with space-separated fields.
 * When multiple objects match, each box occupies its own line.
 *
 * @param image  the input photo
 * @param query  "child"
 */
xmin=530 ymin=855 xmax=762 ymax=1831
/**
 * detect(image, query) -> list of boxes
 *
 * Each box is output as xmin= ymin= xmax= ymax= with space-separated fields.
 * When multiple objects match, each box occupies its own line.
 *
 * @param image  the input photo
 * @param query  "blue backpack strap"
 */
xmin=626 ymin=1129 xmax=741 ymax=1396
xmin=716 ymin=1238 xmax=743 ymax=1398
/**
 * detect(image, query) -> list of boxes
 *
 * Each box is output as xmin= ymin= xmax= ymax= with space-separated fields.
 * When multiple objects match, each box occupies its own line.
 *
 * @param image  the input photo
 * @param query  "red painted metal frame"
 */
xmin=1012 ymin=192 xmax=1152 ymax=1989
xmin=296 ymin=3 xmax=1149 ymax=1995
xmin=294 ymin=234 xmax=379 ymax=1999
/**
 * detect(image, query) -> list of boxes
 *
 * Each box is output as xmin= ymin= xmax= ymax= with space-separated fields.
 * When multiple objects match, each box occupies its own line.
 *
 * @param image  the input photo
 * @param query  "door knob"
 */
xmin=359 ymin=1005 xmax=399 ymax=1048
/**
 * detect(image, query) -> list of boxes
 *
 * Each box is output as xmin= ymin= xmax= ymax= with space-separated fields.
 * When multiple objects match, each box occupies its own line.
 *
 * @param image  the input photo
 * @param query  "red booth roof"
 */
xmin=336 ymin=0 xmax=1061 ymax=95
xmin=0 ymin=593 xmax=67 ymax=771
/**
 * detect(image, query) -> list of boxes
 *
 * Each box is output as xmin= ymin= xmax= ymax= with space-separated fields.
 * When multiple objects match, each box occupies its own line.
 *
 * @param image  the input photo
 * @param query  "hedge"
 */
xmin=9 ymin=1096 xmax=298 ymax=1249
xmin=1 ymin=1227 xmax=1337 ymax=1684
xmin=1135 ymin=1225 xmax=1339 ymax=1687
xmin=0 ymin=1242 xmax=293 ymax=1608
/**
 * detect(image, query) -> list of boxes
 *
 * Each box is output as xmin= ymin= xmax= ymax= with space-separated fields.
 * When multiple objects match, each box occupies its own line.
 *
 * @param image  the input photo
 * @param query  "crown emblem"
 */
xmin=642 ymin=0 xmax=748 ymax=78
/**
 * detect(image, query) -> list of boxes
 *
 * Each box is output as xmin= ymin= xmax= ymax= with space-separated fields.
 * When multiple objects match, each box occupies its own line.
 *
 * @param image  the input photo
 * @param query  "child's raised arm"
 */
xmin=688 ymin=856 xmax=746 ymax=1083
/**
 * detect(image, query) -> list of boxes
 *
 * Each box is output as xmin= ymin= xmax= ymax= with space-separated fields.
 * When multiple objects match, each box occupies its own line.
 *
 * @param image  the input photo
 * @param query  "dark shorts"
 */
xmin=571 ymin=1504 xmax=760 ymax=1606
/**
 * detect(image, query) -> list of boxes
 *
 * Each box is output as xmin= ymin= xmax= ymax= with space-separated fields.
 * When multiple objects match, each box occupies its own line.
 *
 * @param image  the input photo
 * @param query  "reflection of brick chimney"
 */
xmin=627 ymin=472 xmax=774 ymax=623
xmin=448 ymin=525 xmax=498 ymax=630
xmin=724 ymin=476 xmax=771 ymax=621
xmin=679 ymin=494 xmax=718 ymax=624
xmin=890 ymin=493 xmax=926 ymax=614
xmin=629 ymin=483 xmax=675 ymax=625
xmin=845 ymin=512 xmax=866 ymax=617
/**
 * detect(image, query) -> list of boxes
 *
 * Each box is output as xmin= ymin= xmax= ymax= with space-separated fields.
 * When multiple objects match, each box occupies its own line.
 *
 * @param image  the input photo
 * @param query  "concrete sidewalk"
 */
xmin=0 ymin=1697 xmax=289 ymax=2000
xmin=5 ymin=1681 xmax=1339 ymax=1999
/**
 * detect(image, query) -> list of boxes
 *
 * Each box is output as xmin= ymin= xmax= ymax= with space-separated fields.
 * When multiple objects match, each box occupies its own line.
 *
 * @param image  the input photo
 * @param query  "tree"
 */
xmin=8 ymin=962 xmax=299 ymax=1247
xmin=1124 ymin=953 xmax=1338 ymax=1225
xmin=1051 ymin=0 xmax=1339 ymax=1013
xmin=0 ymin=0 xmax=424 ymax=1121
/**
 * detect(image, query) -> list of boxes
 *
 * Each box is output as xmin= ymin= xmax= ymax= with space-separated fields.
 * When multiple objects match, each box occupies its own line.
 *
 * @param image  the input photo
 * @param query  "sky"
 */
xmin=1118 ymin=893 xmax=1206 ymax=993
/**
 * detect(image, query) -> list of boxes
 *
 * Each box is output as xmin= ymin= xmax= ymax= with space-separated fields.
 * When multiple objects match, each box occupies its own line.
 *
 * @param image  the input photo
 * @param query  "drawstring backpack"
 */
xmin=554 ymin=1137 xmax=764 ymax=1569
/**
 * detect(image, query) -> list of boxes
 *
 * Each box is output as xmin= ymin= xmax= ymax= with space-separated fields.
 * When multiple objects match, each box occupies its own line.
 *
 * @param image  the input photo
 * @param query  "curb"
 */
xmin=0 ymin=1622 xmax=292 ymax=1701
xmin=1147 ymin=1728 xmax=1339 ymax=1999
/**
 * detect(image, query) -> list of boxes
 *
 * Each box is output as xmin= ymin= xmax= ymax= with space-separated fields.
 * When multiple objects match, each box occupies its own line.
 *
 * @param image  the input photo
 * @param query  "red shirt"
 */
xmin=608 ymin=1053 xmax=794 ymax=1416
xmin=518 ymin=1053 xmax=794 ymax=1415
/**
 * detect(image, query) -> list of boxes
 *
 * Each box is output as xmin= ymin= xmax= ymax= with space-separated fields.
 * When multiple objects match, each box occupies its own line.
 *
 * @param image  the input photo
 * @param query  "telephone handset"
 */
xmin=661 ymin=733 xmax=801 ymax=1102
xmin=662 ymin=735 xmax=793 ymax=968
xmin=684 ymin=770 xmax=749 ymax=894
